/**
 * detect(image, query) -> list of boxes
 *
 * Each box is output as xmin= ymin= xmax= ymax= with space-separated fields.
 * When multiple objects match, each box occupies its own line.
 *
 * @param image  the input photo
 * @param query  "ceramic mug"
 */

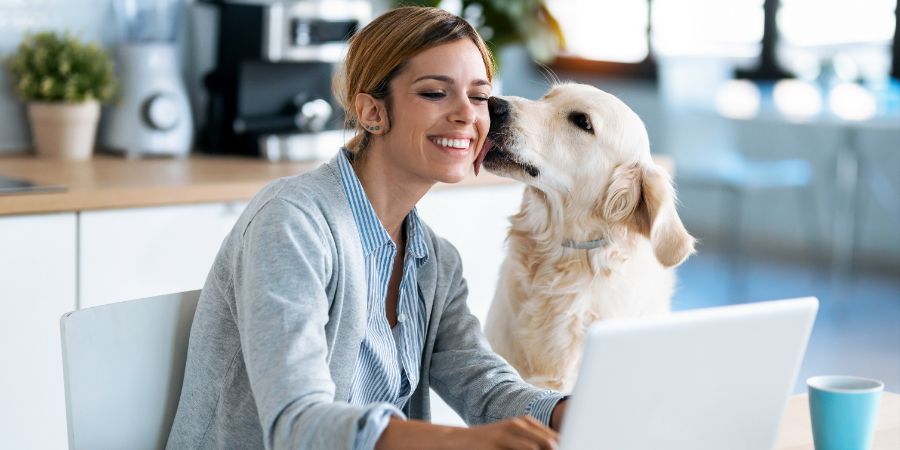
xmin=807 ymin=375 xmax=884 ymax=450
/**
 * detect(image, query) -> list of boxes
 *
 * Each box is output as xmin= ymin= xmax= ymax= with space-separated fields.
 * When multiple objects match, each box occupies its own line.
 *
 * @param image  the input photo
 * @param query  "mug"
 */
xmin=807 ymin=375 xmax=884 ymax=450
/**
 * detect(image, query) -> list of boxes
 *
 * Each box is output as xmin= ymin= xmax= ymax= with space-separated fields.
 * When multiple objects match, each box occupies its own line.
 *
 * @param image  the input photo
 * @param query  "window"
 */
xmin=546 ymin=0 xmax=649 ymax=63
xmin=546 ymin=0 xmax=897 ymax=81
xmin=779 ymin=0 xmax=895 ymax=46
xmin=776 ymin=0 xmax=896 ymax=82
xmin=546 ymin=0 xmax=763 ymax=77
xmin=651 ymin=0 xmax=764 ymax=59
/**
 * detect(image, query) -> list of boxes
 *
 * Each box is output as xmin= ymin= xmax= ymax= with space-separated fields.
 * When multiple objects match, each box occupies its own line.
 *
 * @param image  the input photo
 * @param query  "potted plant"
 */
xmin=7 ymin=32 xmax=116 ymax=160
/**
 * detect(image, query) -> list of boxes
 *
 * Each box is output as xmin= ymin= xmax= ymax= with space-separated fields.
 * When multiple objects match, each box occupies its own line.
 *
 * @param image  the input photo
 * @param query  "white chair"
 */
xmin=677 ymin=151 xmax=821 ymax=298
xmin=60 ymin=290 xmax=200 ymax=450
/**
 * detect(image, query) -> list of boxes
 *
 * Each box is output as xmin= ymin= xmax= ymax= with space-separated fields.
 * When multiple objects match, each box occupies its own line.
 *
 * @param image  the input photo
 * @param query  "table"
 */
xmin=775 ymin=392 xmax=899 ymax=449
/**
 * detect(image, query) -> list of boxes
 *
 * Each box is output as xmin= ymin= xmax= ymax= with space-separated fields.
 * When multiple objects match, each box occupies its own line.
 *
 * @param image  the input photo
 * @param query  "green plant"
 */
xmin=398 ymin=0 xmax=565 ymax=66
xmin=7 ymin=31 xmax=116 ymax=103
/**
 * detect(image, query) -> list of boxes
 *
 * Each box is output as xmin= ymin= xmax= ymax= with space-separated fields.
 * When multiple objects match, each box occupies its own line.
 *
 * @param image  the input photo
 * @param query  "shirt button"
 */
xmin=397 ymin=313 xmax=407 ymax=323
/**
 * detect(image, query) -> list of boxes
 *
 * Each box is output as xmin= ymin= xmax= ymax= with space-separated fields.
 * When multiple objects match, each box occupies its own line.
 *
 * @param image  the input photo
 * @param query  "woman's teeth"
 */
xmin=431 ymin=137 xmax=470 ymax=149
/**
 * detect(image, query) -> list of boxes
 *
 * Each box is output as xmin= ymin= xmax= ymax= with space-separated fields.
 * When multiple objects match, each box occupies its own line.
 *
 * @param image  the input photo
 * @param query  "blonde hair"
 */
xmin=333 ymin=6 xmax=494 ymax=155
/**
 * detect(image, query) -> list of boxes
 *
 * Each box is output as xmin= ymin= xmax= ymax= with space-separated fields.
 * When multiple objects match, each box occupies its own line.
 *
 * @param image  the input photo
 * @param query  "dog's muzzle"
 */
xmin=488 ymin=97 xmax=510 ymax=125
xmin=474 ymin=97 xmax=511 ymax=175
xmin=477 ymin=97 xmax=540 ymax=178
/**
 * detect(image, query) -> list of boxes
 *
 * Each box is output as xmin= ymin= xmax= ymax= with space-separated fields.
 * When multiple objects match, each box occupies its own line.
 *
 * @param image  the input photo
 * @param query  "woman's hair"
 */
xmin=333 ymin=6 xmax=494 ymax=155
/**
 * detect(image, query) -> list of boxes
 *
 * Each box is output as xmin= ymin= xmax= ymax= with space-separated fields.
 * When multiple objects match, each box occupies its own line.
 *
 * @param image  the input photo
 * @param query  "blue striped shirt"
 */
xmin=337 ymin=149 xmax=561 ymax=449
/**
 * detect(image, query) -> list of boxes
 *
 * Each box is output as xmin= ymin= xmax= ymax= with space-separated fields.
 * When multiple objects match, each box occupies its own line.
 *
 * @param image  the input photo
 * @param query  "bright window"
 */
xmin=546 ymin=0 xmax=649 ymax=63
xmin=778 ymin=0 xmax=896 ymax=46
xmin=777 ymin=0 xmax=896 ymax=81
xmin=546 ymin=0 xmax=897 ymax=81
xmin=651 ymin=0 xmax=764 ymax=58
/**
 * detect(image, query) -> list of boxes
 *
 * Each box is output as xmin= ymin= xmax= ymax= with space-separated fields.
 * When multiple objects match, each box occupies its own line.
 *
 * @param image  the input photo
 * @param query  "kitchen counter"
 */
xmin=0 ymin=152 xmax=517 ymax=216
xmin=0 ymin=152 xmax=674 ymax=216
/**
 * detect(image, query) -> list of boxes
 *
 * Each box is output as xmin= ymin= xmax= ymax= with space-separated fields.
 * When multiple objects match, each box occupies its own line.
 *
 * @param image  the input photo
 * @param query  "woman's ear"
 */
xmin=354 ymin=93 xmax=389 ymax=134
xmin=632 ymin=163 xmax=696 ymax=267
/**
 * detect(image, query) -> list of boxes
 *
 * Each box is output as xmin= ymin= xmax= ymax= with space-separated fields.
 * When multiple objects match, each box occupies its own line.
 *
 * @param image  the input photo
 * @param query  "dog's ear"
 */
xmin=601 ymin=164 xmax=643 ymax=224
xmin=631 ymin=163 xmax=696 ymax=267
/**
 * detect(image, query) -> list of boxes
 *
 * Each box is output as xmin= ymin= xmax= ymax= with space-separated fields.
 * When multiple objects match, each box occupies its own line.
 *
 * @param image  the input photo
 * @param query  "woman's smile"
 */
xmin=428 ymin=135 xmax=474 ymax=156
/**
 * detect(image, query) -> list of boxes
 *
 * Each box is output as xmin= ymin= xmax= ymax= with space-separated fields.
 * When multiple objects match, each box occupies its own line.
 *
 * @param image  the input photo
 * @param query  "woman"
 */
xmin=167 ymin=7 xmax=566 ymax=450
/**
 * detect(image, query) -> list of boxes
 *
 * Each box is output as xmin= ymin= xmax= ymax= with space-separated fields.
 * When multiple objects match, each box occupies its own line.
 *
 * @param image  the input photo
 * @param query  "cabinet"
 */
xmin=417 ymin=183 xmax=526 ymax=426
xmin=0 ymin=202 xmax=244 ymax=447
xmin=0 ymin=213 xmax=77 ymax=450
xmin=79 ymin=202 xmax=246 ymax=309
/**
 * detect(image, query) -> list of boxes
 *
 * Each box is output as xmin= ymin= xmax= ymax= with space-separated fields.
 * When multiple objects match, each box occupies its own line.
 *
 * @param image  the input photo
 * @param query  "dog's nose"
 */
xmin=488 ymin=97 xmax=510 ymax=119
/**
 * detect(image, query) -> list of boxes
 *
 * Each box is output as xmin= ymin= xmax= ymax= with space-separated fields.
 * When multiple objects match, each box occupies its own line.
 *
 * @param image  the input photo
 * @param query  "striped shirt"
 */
xmin=338 ymin=150 xmax=428 ymax=449
xmin=337 ymin=149 xmax=561 ymax=449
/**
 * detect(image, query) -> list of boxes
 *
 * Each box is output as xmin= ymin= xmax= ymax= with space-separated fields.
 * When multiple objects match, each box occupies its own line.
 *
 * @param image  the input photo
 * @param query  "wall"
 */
xmin=0 ymin=0 xmax=197 ymax=151
xmin=0 ymin=0 xmax=117 ymax=150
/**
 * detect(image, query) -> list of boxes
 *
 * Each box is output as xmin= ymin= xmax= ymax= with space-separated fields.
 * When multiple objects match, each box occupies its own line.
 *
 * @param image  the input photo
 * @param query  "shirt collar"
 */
xmin=338 ymin=149 xmax=429 ymax=264
xmin=405 ymin=206 xmax=429 ymax=265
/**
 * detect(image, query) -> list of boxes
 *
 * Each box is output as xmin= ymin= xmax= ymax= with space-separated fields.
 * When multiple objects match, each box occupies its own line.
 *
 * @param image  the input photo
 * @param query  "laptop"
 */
xmin=559 ymin=297 xmax=818 ymax=450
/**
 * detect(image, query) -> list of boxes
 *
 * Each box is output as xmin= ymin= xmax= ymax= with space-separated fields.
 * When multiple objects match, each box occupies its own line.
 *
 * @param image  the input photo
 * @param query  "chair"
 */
xmin=60 ymin=290 xmax=200 ymax=450
xmin=677 ymin=152 xmax=822 ymax=299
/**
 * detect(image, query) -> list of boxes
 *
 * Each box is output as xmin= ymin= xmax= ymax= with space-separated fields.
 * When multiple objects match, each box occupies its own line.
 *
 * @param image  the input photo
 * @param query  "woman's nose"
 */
xmin=449 ymin=95 xmax=477 ymax=124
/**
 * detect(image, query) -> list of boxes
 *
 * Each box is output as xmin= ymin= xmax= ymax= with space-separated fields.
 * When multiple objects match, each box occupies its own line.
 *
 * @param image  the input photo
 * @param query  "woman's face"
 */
xmin=378 ymin=39 xmax=491 ymax=184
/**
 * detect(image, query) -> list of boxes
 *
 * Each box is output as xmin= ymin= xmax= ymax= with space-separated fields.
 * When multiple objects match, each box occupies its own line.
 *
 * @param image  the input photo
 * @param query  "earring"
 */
xmin=364 ymin=124 xmax=381 ymax=132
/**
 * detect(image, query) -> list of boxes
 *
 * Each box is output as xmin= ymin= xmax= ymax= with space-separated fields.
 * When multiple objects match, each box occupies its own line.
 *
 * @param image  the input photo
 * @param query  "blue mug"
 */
xmin=807 ymin=375 xmax=884 ymax=450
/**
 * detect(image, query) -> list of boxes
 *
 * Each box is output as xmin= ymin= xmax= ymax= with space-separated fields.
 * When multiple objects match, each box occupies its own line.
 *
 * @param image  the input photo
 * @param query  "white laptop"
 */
xmin=559 ymin=297 xmax=818 ymax=450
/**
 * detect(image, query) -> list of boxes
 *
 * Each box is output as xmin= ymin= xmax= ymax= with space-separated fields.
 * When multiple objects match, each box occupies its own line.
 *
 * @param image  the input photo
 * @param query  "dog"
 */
xmin=474 ymin=83 xmax=696 ymax=392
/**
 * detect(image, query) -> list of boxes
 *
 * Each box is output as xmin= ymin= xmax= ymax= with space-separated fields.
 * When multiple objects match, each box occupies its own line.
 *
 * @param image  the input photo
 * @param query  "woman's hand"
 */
xmin=376 ymin=416 xmax=558 ymax=450
xmin=550 ymin=399 xmax=568 ymax=431
xmin=450 ymin=416 xmax=559 ymax=450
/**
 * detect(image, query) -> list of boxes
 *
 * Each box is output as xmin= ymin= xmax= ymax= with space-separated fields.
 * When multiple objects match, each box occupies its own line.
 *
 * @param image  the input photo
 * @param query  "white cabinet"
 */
xmin=418 ymin=183 xmax=525 ymax=325
xmin=0 ymin=202 xmax=244 ymax=447
xmin=79 ymin=202 xmax=246 ymax=309
xmin=416 ymin=183 xmax=526 ymax=426
xmin=0 ymin=213 xmax=77 ymax=450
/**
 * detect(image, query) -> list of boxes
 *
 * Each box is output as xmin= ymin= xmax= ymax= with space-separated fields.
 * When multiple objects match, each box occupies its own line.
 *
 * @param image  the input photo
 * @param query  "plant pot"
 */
xmin=27 ymin=100 xmax=100 ymax=160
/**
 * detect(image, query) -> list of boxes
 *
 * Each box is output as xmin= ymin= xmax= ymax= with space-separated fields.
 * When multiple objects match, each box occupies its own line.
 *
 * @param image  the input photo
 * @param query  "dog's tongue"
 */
xmin=474 ymin=137 xmax=493 ymax=176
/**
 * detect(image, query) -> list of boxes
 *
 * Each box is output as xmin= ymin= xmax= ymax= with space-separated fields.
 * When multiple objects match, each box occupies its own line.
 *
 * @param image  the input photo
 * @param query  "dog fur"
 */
xmin=481 ymin=83 xmax=696 ymax=392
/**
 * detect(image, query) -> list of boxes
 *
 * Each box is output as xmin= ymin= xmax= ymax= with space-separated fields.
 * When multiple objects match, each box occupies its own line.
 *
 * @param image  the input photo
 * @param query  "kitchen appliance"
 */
xmin=102 ymin=0 xmax=193 ymax=157
xmin=200 ymin=0 xmax=370 ymax=161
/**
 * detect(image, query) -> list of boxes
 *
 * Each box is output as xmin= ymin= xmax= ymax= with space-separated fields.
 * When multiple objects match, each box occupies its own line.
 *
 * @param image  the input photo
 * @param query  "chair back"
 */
xmin=60 ymin=290 xmax=200 ymax=450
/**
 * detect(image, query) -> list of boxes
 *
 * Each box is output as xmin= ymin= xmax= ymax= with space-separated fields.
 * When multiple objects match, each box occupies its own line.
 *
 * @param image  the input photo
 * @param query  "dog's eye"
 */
xmin=568 ymin=112 xmax=593 ymax=133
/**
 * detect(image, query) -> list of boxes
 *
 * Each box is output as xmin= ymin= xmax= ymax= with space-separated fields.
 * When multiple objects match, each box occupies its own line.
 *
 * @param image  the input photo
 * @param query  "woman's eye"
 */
xmin=419 ymin=92 xmax=446 ymax=100
xmin=470 ymin=96 xmax=489 ymax=103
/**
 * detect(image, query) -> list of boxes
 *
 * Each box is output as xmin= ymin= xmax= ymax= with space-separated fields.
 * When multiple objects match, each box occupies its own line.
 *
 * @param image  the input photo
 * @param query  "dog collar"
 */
xmin=561 ymin=238 xmax=608 ymax=250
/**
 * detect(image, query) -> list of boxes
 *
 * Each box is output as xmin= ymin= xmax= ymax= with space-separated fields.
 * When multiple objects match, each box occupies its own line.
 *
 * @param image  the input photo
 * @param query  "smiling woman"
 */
xmin=333 ymin=7 xmax=493 ymax=162
xmin=348 ymin=39 xmax=491 ymax=187
xmin=166 ymin=6 xmax=568 ymax=450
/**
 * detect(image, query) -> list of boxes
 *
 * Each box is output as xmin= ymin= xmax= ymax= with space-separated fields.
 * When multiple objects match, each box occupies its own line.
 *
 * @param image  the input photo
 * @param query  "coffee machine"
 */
xmin=200 ymin=0 xmax=370 ymax=161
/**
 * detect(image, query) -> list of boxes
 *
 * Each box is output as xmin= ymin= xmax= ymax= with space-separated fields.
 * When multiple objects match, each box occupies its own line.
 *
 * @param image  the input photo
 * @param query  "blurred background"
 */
xmin=0 ymin=0 xmax=897 ymax=443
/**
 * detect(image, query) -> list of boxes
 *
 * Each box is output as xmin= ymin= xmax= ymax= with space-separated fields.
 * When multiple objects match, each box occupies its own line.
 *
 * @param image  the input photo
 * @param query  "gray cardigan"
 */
xmin=167 ymin=154 xmax=557 ymax=449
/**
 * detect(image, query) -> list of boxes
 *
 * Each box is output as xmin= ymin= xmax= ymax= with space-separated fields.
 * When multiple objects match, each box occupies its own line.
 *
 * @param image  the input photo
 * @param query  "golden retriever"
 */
xmin=475 ymin=83 xmax=696 ymax=392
